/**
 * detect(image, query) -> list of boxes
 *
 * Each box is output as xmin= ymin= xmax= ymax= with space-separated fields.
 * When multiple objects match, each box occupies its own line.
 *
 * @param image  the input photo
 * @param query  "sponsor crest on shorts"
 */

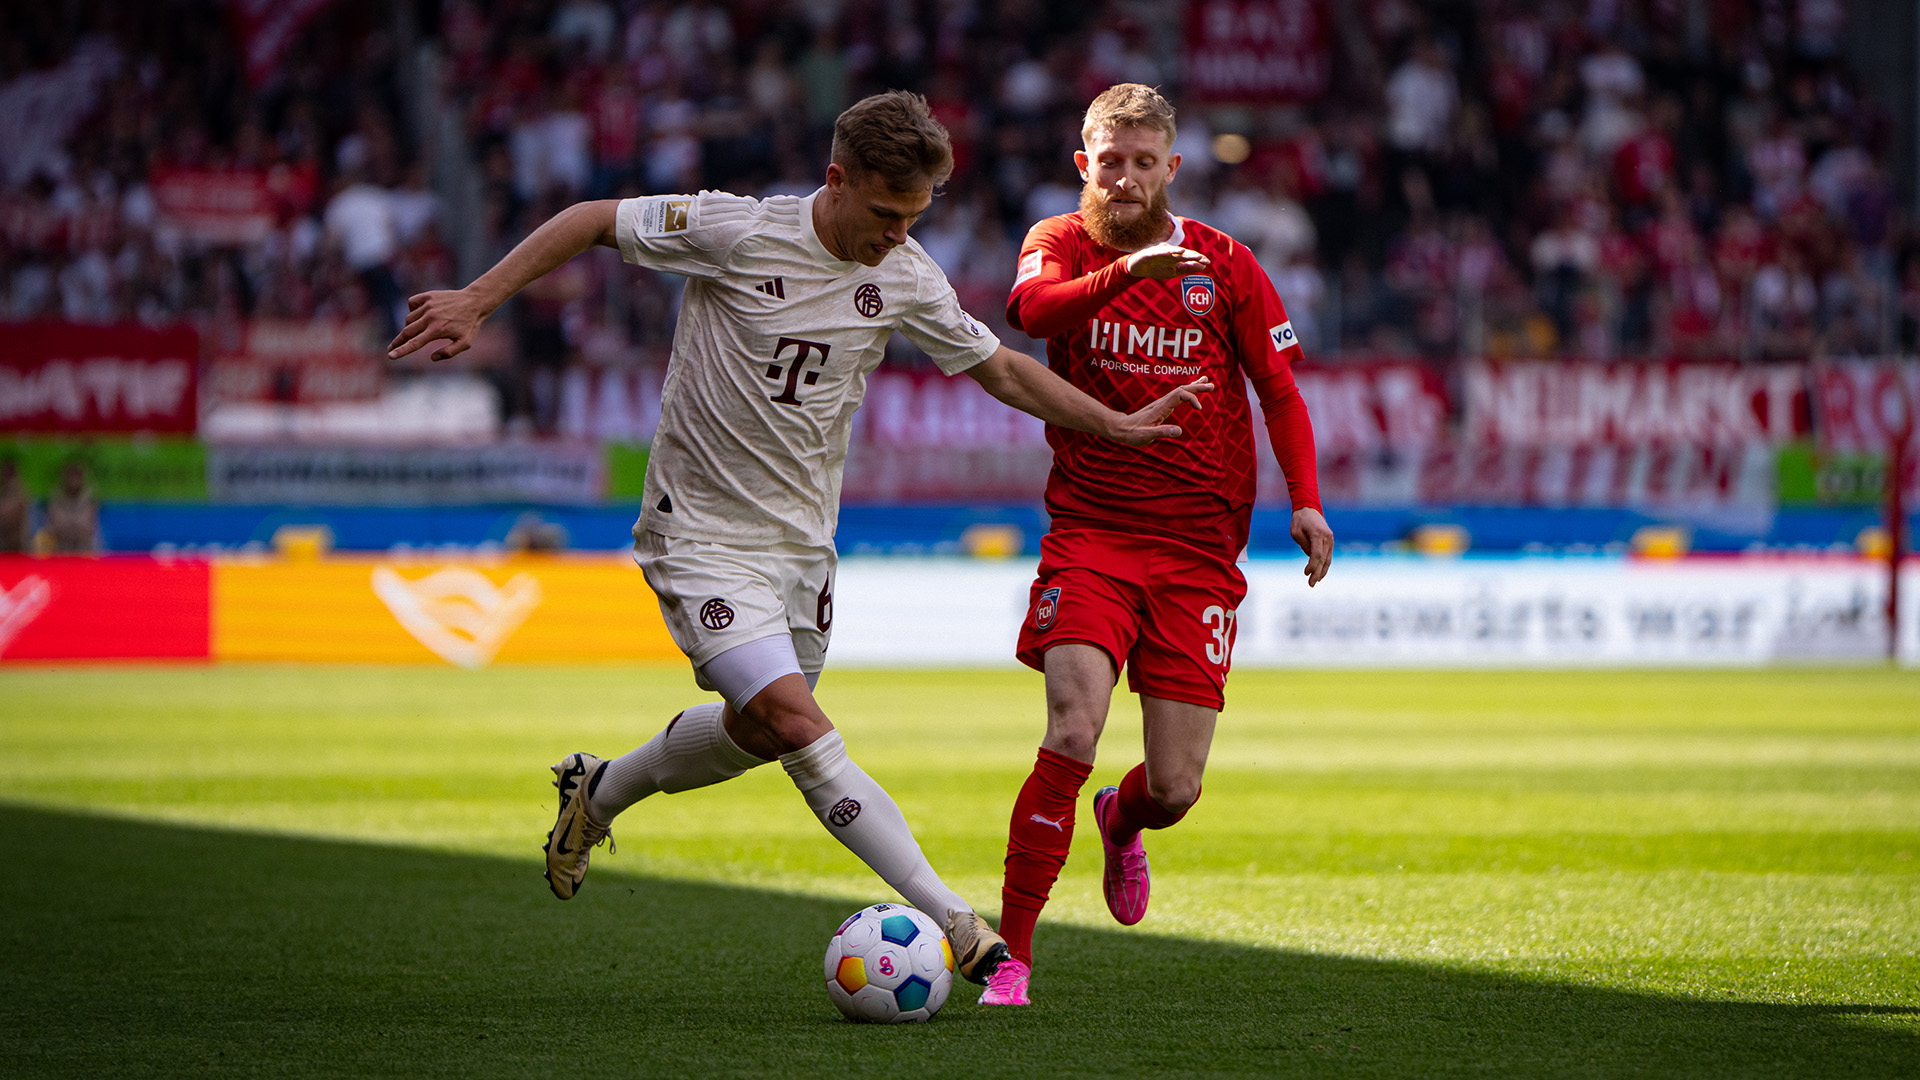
xmin=1181 ymin=275 xmax=1216 ymax=316
xmin=1034 ymin=586 xmax=1061 ymax=630
xmin=699 ymin=597 xmax=735 ymax=630
xmin=1268 ymin=320 xmax=1297 ymax=351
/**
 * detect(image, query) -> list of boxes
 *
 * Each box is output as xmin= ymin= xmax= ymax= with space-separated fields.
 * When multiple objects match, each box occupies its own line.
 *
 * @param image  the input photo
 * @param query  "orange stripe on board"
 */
xmin=211 ymin=555 xmax=679 ymax=665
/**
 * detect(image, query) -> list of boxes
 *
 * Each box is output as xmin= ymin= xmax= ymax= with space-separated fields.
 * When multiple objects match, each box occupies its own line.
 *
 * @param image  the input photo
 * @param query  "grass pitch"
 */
xmin=1 ymin=665 xmax=1916 ymax=1078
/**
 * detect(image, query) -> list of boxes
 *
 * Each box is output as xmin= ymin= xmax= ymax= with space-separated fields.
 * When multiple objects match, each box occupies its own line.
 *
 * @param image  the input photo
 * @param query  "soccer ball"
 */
xmin=823 ymin=903 xmax=954 ymax=1022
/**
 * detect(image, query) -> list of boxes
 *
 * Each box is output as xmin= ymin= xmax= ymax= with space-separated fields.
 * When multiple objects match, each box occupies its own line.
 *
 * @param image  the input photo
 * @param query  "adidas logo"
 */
xmin=755 ymin=278 xmax=785 ymax=299
xmin=370 ymin=566 xmax=542 ymax=669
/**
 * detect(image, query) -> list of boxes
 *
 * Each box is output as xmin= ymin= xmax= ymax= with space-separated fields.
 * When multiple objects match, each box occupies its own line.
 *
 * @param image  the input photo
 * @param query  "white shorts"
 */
xmin=633 ymin=530 xmax=835 ymax=679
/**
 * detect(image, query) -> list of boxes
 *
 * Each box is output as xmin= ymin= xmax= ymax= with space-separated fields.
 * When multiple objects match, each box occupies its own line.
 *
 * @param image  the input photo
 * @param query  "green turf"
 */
xmin=2 ymin=665 xmax=1916 ymax=1077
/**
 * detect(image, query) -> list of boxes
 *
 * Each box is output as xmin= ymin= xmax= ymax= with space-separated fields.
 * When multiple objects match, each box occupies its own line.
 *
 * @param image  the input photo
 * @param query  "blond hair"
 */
xmin=1081 ymin=83 xmax=1177 ymax=146
xmin=831 ymin=91 xmax=955 ymax=191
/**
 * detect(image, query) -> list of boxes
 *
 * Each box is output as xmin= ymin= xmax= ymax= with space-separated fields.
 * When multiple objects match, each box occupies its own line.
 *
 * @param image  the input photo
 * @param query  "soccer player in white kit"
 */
xmin=386 ymin=92 xmax=1211 ymax=987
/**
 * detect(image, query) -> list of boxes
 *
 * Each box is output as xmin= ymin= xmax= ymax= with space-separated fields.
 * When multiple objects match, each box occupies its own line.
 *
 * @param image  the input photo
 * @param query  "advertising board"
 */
xmin=0 ymin=556 xmax=209 ymax=660
xmin=211 ymin=556 xmax=678 ymax=665
xmin=827 ymin=556 xmax=1920 ymax=668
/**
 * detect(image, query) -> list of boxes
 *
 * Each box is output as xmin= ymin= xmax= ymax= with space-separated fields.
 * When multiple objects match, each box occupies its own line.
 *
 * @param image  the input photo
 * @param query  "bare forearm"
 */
xmin=467 ymin=200 xmax=620 ymax=313
xmin=972 ymin=347 xmax=1117 ymax=437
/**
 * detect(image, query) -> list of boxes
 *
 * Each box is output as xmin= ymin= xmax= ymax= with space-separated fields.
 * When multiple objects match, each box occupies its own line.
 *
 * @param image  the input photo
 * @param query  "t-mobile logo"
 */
xmin=765 ymin=336 xmax=832 ymax=405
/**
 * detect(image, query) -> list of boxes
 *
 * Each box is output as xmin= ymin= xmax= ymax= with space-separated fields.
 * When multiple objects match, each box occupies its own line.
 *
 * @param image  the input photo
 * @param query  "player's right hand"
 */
xmin=1124 ymin=243 xmax=1212 ymax=280
xmin=1110 ymin=377 xmax=1214 ymax=446
xmin=388 ymin=288 xmax=488 ymax=362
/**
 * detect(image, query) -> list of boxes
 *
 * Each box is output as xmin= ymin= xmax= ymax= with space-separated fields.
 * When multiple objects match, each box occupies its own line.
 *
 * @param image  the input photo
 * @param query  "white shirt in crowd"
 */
xmin=324 ymin=182 xmax=398 ymax=271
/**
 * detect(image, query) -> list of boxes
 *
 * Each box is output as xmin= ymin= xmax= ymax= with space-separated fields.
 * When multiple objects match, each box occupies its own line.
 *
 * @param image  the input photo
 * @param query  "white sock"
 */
xmin=588 ymin=702 xmax=767 ymax=823
xmin=780 ymin=730 xmax=970 ymax=921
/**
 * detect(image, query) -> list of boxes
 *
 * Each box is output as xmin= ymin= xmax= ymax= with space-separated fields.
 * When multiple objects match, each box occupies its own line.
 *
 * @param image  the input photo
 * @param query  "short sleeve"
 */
xmin=898 ymin=254 xmax=1001 ymax=376
xmin=614 ymin=193 xmax=738 ymax=279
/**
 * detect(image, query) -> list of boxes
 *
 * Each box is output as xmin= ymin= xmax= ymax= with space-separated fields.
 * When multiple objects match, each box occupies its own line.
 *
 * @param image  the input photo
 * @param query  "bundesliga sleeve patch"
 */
xmin=636 ymin=197 xmax=692 ymax=235
xmin=1014 ymin=249 xmax=1042 ymax=286
xmin=1268 ymin=320 xmax=1297 ymax=351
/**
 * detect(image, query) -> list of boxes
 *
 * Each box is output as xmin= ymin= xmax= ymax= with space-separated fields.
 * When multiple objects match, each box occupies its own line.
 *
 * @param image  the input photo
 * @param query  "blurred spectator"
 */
xmin=0 ymin=0 xmax=1911 ymax=387
xmin=0 ymin=459 xmax=31 ymax=553
xmin=37 ymin=462 xmax=97 ymax=555
xmin=323 ymin=168 xmax=402 ymax=335
xmin=506 ymin=510 xmax=569 ymax=552
xmin=1215 ymin=164 xmax=1316 ymax=282
xmin=1386 ymin=39 xmax=1458 ymax=157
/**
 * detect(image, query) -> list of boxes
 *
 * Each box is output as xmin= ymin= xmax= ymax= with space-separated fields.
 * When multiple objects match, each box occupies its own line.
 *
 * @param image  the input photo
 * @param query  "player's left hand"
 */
xmin=1291 ymin=507 xmax=1333 ymax=586
xmin=1109 ymin=378 xmax=1214 ymax=446
xmin=388 ymin=288 xmax=489 ymax=362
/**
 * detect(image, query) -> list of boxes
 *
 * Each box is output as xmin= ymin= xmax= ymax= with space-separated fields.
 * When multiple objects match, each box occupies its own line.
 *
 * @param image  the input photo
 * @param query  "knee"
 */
xmin=1147 ymin=773 xmax=1201 ymax=817
xmin=1042 ymin=701 xmax=1104 ymax=762
xmin=734 ymin=697 xmax=830 ymax=757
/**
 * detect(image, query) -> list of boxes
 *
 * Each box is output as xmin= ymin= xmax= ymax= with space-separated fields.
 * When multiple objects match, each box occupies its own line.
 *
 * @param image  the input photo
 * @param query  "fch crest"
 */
xmin=1180 ymin=274 xmax=1216 ymax=316
xmin=1034 ymin=586 xmax=1061 ymax=630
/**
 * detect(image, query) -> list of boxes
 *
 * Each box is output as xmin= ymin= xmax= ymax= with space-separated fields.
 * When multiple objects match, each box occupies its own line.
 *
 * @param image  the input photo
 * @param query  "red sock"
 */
xmin=999 ymin=747 xmax=1092 ymax=966
xmin=1104 ymin=762 xmax=1193 ymax=847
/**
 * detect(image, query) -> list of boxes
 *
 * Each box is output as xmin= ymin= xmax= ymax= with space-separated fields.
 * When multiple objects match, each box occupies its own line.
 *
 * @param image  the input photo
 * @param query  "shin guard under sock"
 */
xmin=782 ymin=730 xmax=970 ymax=921
xmin=588 ymin=702 xmax=767 ymax=822
xmin=1000 ymin=747 xmax=1093 ymax=965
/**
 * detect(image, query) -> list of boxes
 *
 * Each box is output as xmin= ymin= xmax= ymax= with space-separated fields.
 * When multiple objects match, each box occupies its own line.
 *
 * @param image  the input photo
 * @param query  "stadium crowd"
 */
xmin=0 ymin=0 xmax=1914 ymax=432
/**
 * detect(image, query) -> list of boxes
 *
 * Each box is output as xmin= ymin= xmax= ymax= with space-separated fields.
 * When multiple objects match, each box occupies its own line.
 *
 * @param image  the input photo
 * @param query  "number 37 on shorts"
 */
xmin=1201 ymin=604 xmax=1236 ymax=668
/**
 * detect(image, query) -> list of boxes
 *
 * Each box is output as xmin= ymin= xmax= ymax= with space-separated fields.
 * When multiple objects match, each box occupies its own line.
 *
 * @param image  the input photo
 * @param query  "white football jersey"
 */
xmin=615 ymin=188 xmax=1000 ymax=547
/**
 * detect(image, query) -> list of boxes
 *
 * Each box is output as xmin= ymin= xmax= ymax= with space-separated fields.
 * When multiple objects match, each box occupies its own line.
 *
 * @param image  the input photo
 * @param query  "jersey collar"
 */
xmin=799 ymin=187 xmax=858 ymax=272
xmin=1168 ymin=215 xmax=1187 ymax=247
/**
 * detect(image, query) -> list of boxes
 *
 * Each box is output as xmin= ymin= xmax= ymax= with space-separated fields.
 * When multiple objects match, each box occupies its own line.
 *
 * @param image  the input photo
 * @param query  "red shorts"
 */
xmin=1015 ymin=528 xmax=1247 ymax=711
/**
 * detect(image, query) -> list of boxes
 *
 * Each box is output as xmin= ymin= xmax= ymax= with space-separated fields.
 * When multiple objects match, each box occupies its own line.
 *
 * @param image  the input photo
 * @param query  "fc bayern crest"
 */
xmin=1180 ymin=274 xmax=1216 ymax=316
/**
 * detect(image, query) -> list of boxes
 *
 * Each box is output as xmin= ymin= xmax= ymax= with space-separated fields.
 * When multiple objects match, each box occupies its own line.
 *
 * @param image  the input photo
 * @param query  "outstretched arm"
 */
xmin=964 ymin=345 xmax=1212 ymax=447
xmin=387 ymin=199 xmax=622 ymax=362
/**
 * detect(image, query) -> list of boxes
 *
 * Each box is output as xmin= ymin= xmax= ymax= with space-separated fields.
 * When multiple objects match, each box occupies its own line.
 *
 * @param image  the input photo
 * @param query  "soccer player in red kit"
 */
xmin=979 ymin=84 xmax=1334 ymax=1006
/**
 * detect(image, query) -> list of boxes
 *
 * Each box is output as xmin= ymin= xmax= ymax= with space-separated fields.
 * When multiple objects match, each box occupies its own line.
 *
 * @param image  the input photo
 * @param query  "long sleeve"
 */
xmin=1229 ymin=242 xmax=1321 ymax=512
xmin=1004 ymin=218 xmax=1139 ymax=339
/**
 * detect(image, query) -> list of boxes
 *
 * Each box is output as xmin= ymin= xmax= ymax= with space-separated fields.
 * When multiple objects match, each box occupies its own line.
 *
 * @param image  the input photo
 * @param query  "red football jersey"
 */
xmin=1006 ymin=212 xmax=1320 ymax=560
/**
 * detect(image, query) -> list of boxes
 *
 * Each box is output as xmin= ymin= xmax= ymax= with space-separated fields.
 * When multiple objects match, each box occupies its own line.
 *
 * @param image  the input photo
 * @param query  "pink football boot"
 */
xmin=1094 ymin=785 xmax=1150 ymax=925
xmin=978 ymin=958 xmax=1031 ymax=1006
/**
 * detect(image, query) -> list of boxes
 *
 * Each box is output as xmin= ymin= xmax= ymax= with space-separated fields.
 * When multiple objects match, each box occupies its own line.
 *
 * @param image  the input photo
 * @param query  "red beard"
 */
xmin=1080 ymin=181 xmax=1173 ymax=251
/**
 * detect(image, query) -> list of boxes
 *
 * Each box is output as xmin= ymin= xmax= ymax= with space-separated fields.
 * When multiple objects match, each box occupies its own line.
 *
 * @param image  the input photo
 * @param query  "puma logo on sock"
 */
xmin=1028 ymin=813 xmax=1065 ymax=832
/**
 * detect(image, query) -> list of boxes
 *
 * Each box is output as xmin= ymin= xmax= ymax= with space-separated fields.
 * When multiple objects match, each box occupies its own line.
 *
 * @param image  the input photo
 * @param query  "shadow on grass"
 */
xmin=1 ymin=804 xmax=1912 ymax=1079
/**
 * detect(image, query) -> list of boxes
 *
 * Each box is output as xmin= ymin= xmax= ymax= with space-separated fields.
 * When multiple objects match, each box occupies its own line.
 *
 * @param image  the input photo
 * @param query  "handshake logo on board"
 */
xmin=0 ymin=575 xmax=53 ymax=658
xmin=370 ymin=567 xmax=543 ymax=669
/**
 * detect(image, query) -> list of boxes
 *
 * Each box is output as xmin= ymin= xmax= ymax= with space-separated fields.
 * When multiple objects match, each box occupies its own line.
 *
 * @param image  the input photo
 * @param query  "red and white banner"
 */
xmin=0 ymin=557 xmax=210 ymax=661
xmin=1464 ymin=360 xmax=1810 ymax=447
xmin=1302 ymin=443 xmax=1777 ymax=509
xmin=203 ymin=318 xmax=385 ymax=404
xmin=229 ymin=0 xmax=338 ymax=86
xmin=1183 ymin=0 xmax=1331 ymax=104
xmin=1290 ymin=362 xmax=1449 ymax=453
xmin=150 ymin=167 xmax=275 ymax=245
xmin=1810 ymin=359 xmax=1920 ymax=455
xmin=0 ymin=323 xmax=199 ymax=434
